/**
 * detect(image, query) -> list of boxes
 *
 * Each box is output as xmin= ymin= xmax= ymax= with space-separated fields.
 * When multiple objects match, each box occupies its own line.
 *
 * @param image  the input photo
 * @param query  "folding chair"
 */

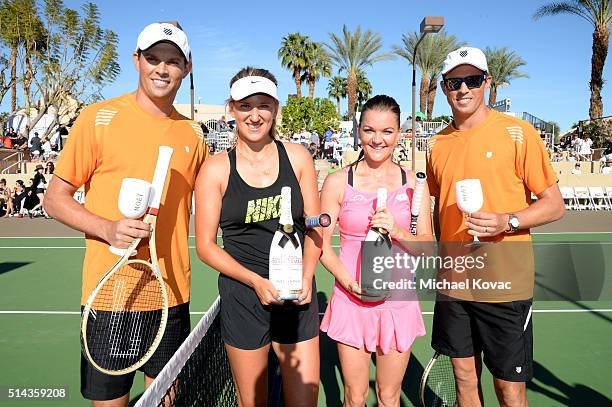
xmin=588 ymin=187 xmax=609 ymax=210
xmin=605 ymin=187 xmax=612 ymax=210
xmin=573 ymin=187 xmax=593 ymax=210
xmin=560 ymin=186 xmax=577 ymax=210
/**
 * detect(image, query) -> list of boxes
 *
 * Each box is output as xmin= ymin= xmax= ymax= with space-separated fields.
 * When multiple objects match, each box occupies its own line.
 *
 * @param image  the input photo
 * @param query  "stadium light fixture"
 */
xmin=411 ymin=16 xmax=444 ymax=171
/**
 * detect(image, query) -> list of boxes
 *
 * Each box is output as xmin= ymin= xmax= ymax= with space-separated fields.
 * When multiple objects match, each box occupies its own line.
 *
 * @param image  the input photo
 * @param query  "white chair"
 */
xmin=560 ymin=186 xmax=577 ymax=210
xmin=588 ymin=186 xmax=609 ymax=210
xmin=573 ymin=187 xmax=593 ymax=210
xmin=605 ymin=187 xmax=612 ymax=210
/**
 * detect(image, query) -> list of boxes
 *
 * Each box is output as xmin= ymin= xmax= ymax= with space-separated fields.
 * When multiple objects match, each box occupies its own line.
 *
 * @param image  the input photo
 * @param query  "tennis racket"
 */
xmin=269 ymin=186 xmax=302 ymax=300
xmin=419 ymin=352 xmax=457 ymax=407
xmin=81 ymin=146 xmax=173 ymax=375
xmin=359 ymin=188 xmax=392 ymax=302
xmin=410 ymin=172 xmax=427 ymax=235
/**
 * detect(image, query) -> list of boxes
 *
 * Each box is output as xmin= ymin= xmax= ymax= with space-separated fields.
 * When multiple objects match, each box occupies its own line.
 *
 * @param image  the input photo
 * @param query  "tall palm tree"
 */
xmin=394 ymin=29 xmax=464 ymax=119
xmin=278 ymin=32 xmax=309 ymax=98
xmin=355 ymin=69 xmax=372 ymax=110
xmin=534 ymin=0 xmax=611 ymax=119
xmin=302 ymin=41 xmax=332 ymax=98
xmin=483 ymin=47 xmax=529 ymax=106
xmin=325 ymin=25 xmax=392 ymax=120
xmin=327 ymin=75 xmax=346 ymax=114
xmin=0 ymin=0 xmax=45 ymax=112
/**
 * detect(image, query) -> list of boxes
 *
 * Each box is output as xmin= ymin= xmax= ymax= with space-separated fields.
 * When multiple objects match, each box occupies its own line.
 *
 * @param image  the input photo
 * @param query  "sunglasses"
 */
xmin=443 ymin=74 xmax=487 ymax=91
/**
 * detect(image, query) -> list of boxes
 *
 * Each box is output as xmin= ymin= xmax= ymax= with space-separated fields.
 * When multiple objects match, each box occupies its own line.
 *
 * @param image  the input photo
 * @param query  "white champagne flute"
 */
xmin=109 ymin=178 xmax=152 ymax=256
xmin=455 ymin=179 xmax=484 ymax=243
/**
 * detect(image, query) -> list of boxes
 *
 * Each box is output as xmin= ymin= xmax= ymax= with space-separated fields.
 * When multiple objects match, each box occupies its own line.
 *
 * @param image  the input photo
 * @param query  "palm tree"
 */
xmin=355 ymin=69 xmax=372 ymax=110
xmin=278 ymin=32 xmax=309 ymax=98
xmin=325 ymin=25 xmax=392 ymax=120
xmin=483 ymin=47 xmax=529 ymax=106
xmin=394 ymin=29 xmax=464 ymax=119
xmin=302 ymin=41 xmax=332 ymax=98
xmin=327 ymin=75 xmax=346 ymax=114
xmin=0 ymin=0 xmax=45 ymax=112
xmin=534 ymin=1 xmax=611 ymax=119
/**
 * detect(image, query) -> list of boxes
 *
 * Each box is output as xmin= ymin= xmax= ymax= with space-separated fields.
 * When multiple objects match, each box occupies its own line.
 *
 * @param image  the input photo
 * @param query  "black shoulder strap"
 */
xmin=228 ymin=147 xmax=237 ymax=172
xmin=348 ymin=166 xmax=354 ymax=186
xmin=401 ymin=168 xmax=407 ymax=185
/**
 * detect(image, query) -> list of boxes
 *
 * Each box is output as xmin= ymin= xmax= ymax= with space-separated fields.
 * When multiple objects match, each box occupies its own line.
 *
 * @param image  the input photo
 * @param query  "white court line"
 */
xmin=1 ymin=309 xmax=611 ymax=315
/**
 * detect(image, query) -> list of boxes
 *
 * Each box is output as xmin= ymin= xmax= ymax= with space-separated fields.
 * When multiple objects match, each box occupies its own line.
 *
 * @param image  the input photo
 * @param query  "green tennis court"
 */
xmin=0 ymin=232 xmax=611 ymax=406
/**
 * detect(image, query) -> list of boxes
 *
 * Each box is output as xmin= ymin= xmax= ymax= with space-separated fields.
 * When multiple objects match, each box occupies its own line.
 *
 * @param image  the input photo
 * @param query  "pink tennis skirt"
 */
xmin=320 ymin=286 xmax=426 ymax=354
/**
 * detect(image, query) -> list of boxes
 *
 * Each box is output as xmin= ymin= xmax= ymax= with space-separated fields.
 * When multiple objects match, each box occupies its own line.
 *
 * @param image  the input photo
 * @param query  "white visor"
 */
xmin=230 ymin=76 xmax=278 ymax=101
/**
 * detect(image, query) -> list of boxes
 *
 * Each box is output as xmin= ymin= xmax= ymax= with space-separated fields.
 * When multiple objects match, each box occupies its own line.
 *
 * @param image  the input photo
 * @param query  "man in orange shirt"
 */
xmin=426 ymin=47 xmax=564 ymax=407
xmin=44 ymin=23 xmax=207 ymax=406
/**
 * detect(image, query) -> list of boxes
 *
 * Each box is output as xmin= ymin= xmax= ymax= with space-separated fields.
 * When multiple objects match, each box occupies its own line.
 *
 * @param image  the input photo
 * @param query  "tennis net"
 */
xmin=135 ymin=297 xmax=237 ymax=407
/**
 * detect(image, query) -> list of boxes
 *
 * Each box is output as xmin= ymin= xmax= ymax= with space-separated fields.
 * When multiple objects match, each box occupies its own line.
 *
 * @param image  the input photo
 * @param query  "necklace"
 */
xmin=237 ymin=145 xmax=274 ymax=176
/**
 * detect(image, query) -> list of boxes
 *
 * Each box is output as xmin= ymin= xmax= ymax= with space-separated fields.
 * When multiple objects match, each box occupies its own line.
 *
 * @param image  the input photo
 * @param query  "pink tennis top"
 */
xmin=320 ymin=167 xmax=426 ymax=354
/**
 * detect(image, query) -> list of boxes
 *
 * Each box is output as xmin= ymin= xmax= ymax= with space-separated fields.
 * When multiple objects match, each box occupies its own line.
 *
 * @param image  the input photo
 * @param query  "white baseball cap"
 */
xmin=441 ymin=46 xmax=488 ymax=76
xmin=230 ymin=76 xmax=278 ymax=101
xmin=136 ymin=23 xmax=191 ymax=61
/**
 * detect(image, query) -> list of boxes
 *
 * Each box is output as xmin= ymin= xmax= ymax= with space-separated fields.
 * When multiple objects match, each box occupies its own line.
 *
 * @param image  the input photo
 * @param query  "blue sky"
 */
xmin=54 ymin=1 xmax=612 ymax=131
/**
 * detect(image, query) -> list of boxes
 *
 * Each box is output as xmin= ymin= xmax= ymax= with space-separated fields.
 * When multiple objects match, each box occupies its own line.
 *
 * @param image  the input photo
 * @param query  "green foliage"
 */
xmin=324 ymin=25 xmax=392 ymax=119
xmin=393 ymin=29 xmax=464 ymax=117
xmin=281 ymin=97 xmax=339 ymax=135
xmin=278 ymin=32 xmax=309 ymax=96
xmin=484 ymin=46 xmax=529 ymax=105
xmin=432 ymin=115 xmax=452 ymax=124
xmin=581 ymin=120 xmax=612 ymax=149
xmin=301 ymin=41 xmax=332 ymax=97
xmin=533 ymin=0 xmax=611 ymax=119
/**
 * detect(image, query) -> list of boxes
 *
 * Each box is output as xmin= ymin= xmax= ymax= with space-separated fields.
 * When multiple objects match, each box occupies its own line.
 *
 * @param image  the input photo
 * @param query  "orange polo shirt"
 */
xmin=425 ymin=110 xmax=559 ymax=301
xmin=55 ymin=93 xmax=207 ymax=306
xmin=426 ymin=110 xmax=558 ymax=243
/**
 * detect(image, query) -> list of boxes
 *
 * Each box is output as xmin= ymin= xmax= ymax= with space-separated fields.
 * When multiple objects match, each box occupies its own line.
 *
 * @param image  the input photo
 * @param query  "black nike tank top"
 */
xmin=220 ymin=140 xmax=305 ymax=277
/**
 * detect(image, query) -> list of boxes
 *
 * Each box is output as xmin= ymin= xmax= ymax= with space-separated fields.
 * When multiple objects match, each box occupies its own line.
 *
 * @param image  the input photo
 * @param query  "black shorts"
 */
xmin=80 ymin=302 xmax=190 ymax=401
xmin=431 ymin=294 xmax=533 ymax=382
xmin=219 ymin=275 xmax=319 ymax=350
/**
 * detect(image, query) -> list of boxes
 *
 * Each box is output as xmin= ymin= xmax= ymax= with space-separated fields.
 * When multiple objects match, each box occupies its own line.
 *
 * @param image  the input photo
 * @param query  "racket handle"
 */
xmin=305 ymin=213 xmax=332 ymax=228
xmin=410 ymin=172 xmax=427 ymax=236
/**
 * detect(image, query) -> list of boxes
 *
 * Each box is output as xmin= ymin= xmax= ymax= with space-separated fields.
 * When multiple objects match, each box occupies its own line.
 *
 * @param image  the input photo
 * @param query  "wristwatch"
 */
xmin=507 ymin=214 xmax=520 ymax=233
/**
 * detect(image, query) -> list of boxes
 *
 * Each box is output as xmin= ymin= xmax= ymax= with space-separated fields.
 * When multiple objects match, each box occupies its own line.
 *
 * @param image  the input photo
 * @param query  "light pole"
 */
xmin=411 ymin=16 xmax=444 ymax=171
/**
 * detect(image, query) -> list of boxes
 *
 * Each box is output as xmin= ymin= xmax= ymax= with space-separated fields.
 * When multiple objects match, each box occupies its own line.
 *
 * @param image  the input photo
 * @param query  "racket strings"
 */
xmin=423 ymin=355 xmax=457 ymax=407
xmin=86 ymin=262 xmax=166 ymax=371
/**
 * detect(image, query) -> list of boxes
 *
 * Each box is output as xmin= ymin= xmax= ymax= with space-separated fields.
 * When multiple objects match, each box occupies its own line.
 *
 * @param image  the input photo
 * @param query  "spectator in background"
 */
xmin=45 ymin=161 xmax=55 ymax=175
xmin=578 ymin=135 xmax=593 ymax=161
xmin=50 ymin=129 xmax=63 ymax=152
xmin=11 ymin=180 xmax=26 ymax=216
xmin=601 ymin=156 xmax=612 ymax=174
xmin=31 ymin=164 xmax=50 ymax=217
xmin=0 ymin=178 xmax=11 ymax=217
xmin=571 ymin=162 xmax=582 ymax=175
xmin=308 ymin=142 xmax=318 ymax=157
xmin=310 ymin=129 xmax=319 ymax=148
xmin=13 ymin=132 xmax=28 ymax=151
xmin=218 ymin=115 xmax=229 ymax=131
xmin=21 ymin=178 xmax=40 ymax=216
xmin=41 ymin=136 xmax=54 ymax=161
xmin=300 ymin=128 xmax=311 ymax=148
xmin=29 ymin=132 xmax=43 ymax=161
